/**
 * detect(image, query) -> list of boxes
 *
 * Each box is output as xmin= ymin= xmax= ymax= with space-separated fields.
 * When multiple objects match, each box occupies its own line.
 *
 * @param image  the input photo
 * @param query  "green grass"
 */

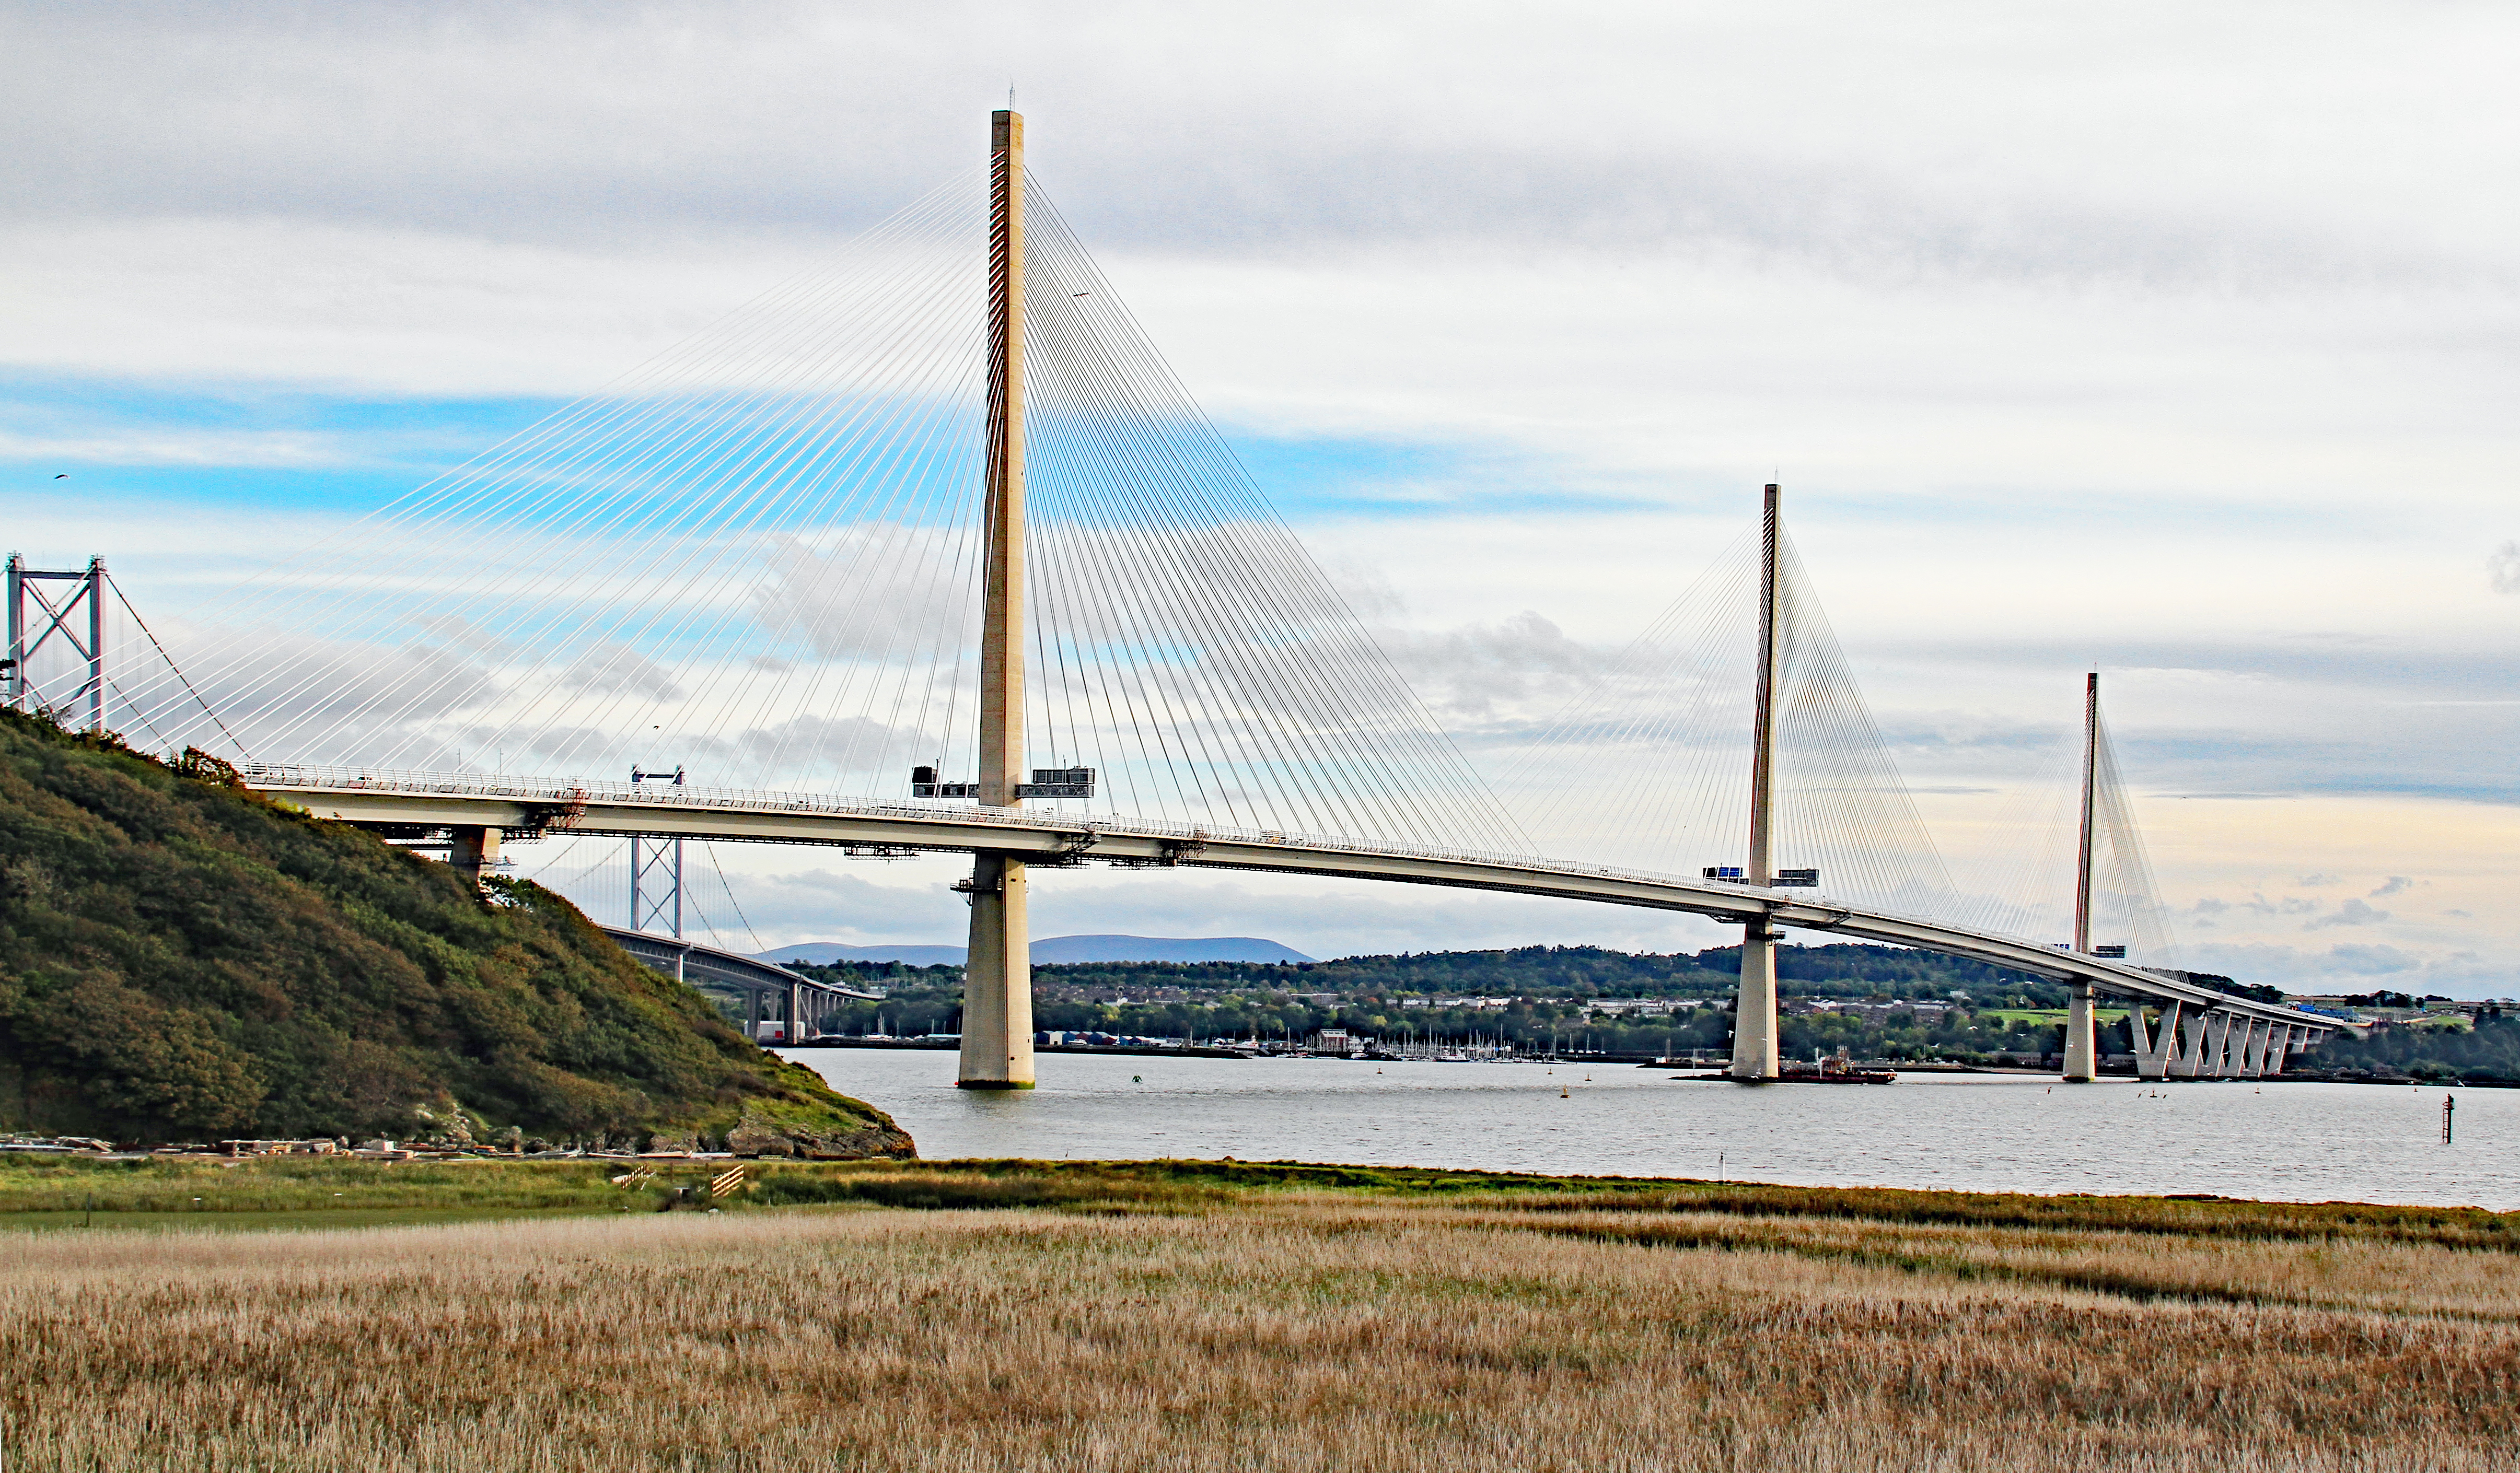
xmin=5 ymin=1154 xmax=2513 ymax=1249
xmin=1975 ymin=1008 xmax=2129 ymax=1024
xmin=0 ymin=1204 xmax=636 ymax=1233
xmin=0 ymin=1155 xmax=677 ymax=1223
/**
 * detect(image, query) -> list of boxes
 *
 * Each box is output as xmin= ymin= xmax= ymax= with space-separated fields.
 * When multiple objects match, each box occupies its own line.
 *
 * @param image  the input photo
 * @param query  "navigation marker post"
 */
xmin=2062 ymin=672 xmax=2101 ymax=1082
xmin=1729 ymin=484 xmax=1785 ymax=1081
xmin=959 ymin=108 xmax=1037 ymax=1090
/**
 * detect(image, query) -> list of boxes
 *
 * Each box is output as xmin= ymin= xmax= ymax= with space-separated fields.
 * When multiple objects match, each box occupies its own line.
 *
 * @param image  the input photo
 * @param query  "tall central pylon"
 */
xmin=2061 ymin=671 xmax=2101 ymax=1082
xmin=958 ymin=108 xmax=1036 ymax=1090
xmin=1729 ymin=483 xmax=1784 ymax=1081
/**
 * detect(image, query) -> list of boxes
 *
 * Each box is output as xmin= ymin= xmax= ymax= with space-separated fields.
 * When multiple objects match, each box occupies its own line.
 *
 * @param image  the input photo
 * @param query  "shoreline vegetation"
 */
xmin=789 ymin=955 xmax=2516 ymax=1081
xmin=0 ymin=1154 xmax=2515 ymax=1238
xmin=2 ymin=1159 xmax=2514 ymax=1470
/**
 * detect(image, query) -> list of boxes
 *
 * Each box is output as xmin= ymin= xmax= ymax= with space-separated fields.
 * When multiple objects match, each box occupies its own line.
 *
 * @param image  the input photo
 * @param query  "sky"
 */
xmin=3 ymin=1 xmax=2515 ymax=993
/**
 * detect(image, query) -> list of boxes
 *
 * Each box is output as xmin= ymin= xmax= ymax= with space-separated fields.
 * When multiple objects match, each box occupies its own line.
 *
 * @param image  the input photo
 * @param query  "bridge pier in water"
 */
xmin=1733 ymin=923 xmax=1781 ymax=1079
xmin=2062 ymin=982 xmax=2097 ymax=1082
xmin=959 ymin=853 xmax=1035 ymax=1088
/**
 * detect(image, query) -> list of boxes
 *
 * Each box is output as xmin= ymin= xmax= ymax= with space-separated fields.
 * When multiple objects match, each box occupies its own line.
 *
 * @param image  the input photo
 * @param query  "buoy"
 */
xmin=1560 ymin=1086 xmax=1570 ymax=1098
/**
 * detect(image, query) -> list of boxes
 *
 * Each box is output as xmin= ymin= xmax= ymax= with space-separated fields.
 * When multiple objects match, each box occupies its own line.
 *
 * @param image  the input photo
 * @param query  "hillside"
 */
xmin=0 ymin=711 xmax=910 ymax=1155
xmin=793 ymin=942 xmax=2065 ymax=1004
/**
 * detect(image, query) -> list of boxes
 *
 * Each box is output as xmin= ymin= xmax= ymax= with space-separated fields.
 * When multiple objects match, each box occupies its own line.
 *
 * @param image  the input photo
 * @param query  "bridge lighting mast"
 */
xmin=1729 ymin=485 xmax=1785 ymax=1081
xmin=2062 ymin=672 xmax=2101 ymax=1082
xmin=959 ymin=108 xmax=1037 ymax=1090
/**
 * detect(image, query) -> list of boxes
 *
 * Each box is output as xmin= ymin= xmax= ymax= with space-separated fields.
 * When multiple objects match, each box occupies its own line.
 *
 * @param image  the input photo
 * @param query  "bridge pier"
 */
xmin=2167 ymin=1010 xmax=2204 ymax=1078
xmin=2205 ymin=1011 xmax=2238 ymax=1077
xmin=1731 ymin=923 xmax=1781 ymax=1080
xmin=2061 ymin=980 xmax=2096 ymax=1082
xmin=2129 ymin=1001 xmax=2160 ymax=1079
xmin=958 ymin=854 xmax=1035 ymax=1088
xmin=448 ymin=825 xmax=500 ymax=887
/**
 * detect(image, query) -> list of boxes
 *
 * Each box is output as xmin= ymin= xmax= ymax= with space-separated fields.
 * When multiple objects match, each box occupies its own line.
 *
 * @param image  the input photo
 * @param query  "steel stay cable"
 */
xmin=128 ymin=179 xmax=982 ymax=735
xmin=159 ymin=181 xmax=984 ymax=757
xmin=1026 ymin=233 xmax=1451 ymax=845
xmin=1024 ymin=189 xmax=1517 ymax=848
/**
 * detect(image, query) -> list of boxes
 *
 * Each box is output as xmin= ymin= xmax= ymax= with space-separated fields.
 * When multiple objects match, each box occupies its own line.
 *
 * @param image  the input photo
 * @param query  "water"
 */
xmin=781 ymin=1050 xmax=2520 ymax=1210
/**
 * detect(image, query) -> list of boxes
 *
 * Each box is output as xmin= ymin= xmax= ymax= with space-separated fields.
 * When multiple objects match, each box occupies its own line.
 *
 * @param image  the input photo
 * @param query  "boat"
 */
xmin=1778 ymin=1056 xmax=1898 ymax=1084
xmin=1674 ymin=1057 xmax=1898 ymax=1084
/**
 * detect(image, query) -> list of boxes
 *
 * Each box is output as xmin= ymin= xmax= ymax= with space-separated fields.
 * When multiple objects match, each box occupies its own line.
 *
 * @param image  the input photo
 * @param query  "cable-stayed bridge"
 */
xmin=33 ymin=111 xmax=2340 ymax=1088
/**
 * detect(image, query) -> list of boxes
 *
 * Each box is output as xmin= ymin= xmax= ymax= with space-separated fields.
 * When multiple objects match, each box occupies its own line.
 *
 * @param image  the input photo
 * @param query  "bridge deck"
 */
xmin=248 ymin=765 xmax=2337 ymax=1043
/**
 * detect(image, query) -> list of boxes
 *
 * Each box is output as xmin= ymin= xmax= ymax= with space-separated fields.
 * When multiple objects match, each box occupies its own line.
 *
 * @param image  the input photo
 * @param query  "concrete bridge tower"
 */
xmin=1729 ymin=484 xmax=1785 ymax=1081
xmin=2061 ymin=671 xmax=2102 ymax=1081
xmin=959 ymin=109 xmax=1036 ymax=1089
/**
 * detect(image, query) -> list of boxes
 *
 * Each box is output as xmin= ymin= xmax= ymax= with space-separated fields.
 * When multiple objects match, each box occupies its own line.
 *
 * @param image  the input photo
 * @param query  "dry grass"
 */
xmin=4 ymin=1190 xmax=2516 ymax=1471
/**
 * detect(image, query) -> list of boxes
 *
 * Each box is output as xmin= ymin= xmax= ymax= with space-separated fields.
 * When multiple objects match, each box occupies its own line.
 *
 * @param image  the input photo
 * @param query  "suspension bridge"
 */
xmin=8 ymin=111 xmax=2341 ymax=1088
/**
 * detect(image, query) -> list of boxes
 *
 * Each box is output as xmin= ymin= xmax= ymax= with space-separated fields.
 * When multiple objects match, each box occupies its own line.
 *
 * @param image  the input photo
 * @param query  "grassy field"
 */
xmin=2 ymin=1160 xmax=2515 ymax=1470
xmin=1975 ymin=1007 xmax=2130 ymax=1025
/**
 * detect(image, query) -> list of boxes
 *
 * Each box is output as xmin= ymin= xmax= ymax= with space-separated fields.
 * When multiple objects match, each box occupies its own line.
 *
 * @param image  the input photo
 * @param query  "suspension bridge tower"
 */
xmin=958 ymin=108 xmax=1037 ymax=1089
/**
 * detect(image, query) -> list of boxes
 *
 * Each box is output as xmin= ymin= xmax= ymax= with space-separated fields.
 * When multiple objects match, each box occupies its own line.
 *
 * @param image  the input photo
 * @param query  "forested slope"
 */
xmin=0 ymin=712 xmax=910 ymax=1153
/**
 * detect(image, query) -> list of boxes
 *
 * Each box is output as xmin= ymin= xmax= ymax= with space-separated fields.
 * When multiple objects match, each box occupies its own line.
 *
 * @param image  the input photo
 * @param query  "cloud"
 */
xmin=558 ymin=643 xmax=684 ymax=700
xmin=2296 ymin=873 xmax=2341 ymax=886
xmin=1372 ymin=610 xmax=1601 ymax=724
xmin=2182 ymin=941 xmax=2451 ymax=986
xmin=0 ymin=1 xmax=2450 ymax=287
xmin=0 ymin=426 xmax=354 ymax=469
xmin=2367 ymin=875 xmax=2414 ymax=898
xmin=2304 ymin=897 xmax=2390 ymax=930
xmin=2320 ymin=943 xmax=2419 ymax=975
xmin=2491 ymin=542 xmax=2520 ymax=595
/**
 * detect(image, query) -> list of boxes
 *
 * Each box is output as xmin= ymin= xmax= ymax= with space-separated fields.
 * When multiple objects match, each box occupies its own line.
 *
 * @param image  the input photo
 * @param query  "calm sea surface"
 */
xmin=781 ymin=1050 xmax=2520 ymax=1210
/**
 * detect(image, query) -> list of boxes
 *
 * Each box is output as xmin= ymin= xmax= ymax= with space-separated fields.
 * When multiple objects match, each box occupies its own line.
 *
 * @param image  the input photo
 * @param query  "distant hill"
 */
xmin=770 ymin=943 xmax=972 ymax=967
xmin=1036 ymin=934 xmax=1315 ymax=964
xmin=764 ymin=934 xmax=1315 ymax=967
xmin=0 ymin=711 xmax=910 ymax=1155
